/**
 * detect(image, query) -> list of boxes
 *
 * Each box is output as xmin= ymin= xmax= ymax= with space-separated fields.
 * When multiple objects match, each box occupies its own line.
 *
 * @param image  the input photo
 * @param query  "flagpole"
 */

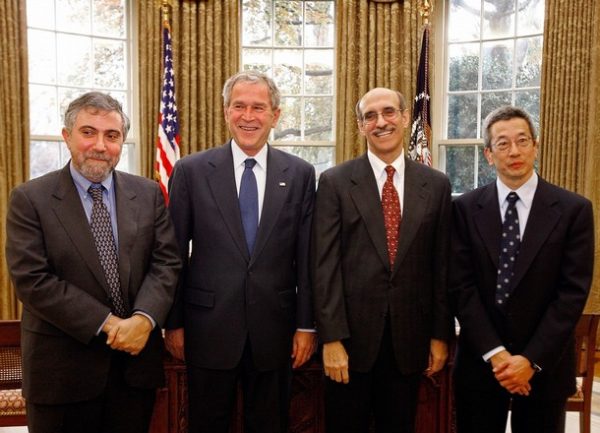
xmin=162 ymin=0 xmax=172 ymax=26
xmin=418 ymin=0 xmax=432 ymax=26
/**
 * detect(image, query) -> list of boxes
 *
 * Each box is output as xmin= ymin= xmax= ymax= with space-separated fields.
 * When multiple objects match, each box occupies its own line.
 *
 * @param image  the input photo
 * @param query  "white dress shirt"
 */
xmin=367 ymin=149 xmax=405 ymax=212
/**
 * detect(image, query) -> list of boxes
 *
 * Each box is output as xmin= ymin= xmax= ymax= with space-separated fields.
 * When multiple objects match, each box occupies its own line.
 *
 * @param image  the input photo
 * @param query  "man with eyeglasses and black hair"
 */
xmin=450 ymin=105 xmax=594 ymax=433
xmin=311 ymin=87 xmax=453 ymax=433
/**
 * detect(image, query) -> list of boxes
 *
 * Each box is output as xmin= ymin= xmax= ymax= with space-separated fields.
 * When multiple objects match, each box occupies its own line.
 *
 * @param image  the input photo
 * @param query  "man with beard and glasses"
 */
xmin=311 ymin=87 xmax=453 ymax=433
xmin=5 ymin=92 xmax=181 ymax=433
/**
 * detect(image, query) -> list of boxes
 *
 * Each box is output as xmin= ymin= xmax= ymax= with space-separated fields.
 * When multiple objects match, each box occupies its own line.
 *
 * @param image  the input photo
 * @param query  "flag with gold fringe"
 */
xmin=409 ymin=24 xmax=432 ymax=167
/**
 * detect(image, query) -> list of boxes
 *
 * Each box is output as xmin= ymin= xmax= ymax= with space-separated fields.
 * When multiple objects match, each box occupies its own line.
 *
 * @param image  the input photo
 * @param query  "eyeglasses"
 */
xmin=361 ymin=107 xmax=405 ymax=125
xmin=492 ymin=136 xmax=533 ymax=152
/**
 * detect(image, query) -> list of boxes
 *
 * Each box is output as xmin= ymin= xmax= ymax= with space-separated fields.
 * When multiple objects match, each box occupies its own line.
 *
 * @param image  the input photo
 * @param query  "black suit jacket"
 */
xmin=5 ymin=164 xmax=181 ymax=404
xmin=311 ymin=155 xmax=453 ymax=374
xmin=450 ymin=177 xmax=594 ymax=399
xmin=165 ymin=142 xmax=315 ymax=371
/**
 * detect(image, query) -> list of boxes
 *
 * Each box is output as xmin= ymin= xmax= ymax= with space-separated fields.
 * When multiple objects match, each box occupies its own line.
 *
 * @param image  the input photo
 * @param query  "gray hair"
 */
xmin=483 ymin=105 xmax=536 ymax=149
xmin=355 ymin=89 xmax=408 ymax=120
xmin=222 ymin=71 xmax=281 ymax=110
xmin=64 ymin=92 xmax=130 ymax=139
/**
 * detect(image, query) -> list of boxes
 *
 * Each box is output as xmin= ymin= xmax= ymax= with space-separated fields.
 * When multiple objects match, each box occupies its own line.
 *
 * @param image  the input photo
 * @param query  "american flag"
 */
xmin=155 ymin=24 xmax=180 ymax=205
xmin=409 ymin=24 xmax=433 ymax=167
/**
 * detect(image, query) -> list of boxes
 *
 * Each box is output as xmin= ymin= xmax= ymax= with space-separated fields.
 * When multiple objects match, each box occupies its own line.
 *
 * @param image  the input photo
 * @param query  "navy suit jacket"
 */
xmin=5 ymin=164 xmax=181 ymax=404
xmin=165 ymin=142 xmax=315 ymax=371
xmin=311 ymin=155 xmax=453 ymax=374
xmin=450 ymin=177 xmax=594 ymax=399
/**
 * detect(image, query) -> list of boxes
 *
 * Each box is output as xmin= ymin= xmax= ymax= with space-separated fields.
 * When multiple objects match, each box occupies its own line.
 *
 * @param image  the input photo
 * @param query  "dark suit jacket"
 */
xmin=311 ymin=155 xmax=453 ymax=374
xmin=450 ymin=177 xmax=594 ymax=399
xmin=165 ymin=142 xmax=315 ymax=371
xmin=5 ymin=164 xmax=181 ymax=404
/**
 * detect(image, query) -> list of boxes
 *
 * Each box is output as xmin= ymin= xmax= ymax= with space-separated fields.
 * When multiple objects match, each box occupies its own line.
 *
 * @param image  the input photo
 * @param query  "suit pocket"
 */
xmin=184 ymin=289 xmax=215 ymax=308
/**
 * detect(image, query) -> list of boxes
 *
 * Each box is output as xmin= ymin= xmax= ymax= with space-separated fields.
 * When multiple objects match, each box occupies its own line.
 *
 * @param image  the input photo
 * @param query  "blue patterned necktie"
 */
xmin=495 ymin=192 xmax=520 ymax=308
xmin=239 ymin=159 xmax=258 ymax=255
xmin=88 ymin=184 xmax=127 ymax=317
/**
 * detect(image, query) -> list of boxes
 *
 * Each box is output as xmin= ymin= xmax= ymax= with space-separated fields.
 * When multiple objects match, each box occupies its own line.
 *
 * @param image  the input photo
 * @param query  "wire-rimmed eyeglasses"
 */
xmin=361 ymin=107 xmax=405 ymax=126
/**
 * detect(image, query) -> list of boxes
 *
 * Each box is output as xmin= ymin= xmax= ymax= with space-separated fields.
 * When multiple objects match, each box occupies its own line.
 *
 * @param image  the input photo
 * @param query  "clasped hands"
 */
xmin=102 ymin=314 xmax=152 ymax=356
xmin=490 ymin=350 xmax=535 ymax=396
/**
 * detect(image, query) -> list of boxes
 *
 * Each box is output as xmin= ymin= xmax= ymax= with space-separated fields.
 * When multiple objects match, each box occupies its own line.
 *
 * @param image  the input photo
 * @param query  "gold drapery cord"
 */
xmin=138 ymin=0 xmax=240 ymax=178
xmin=540 ymin=0 xmax=600 ymax=313
xmin=335 ymin=0 xmax=432 ymax=163
xmin=0 ymin=0 xmax=28 ymax=319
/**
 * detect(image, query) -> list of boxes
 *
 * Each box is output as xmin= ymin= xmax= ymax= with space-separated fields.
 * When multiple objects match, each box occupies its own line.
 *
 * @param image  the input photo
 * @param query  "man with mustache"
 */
xmin=311 ymin=87 xmax=453 ymax=433
xmin=5 ymin=92 xmax=181 ymax=433
xmin=450 ymin=106 xmax=594 ymax=433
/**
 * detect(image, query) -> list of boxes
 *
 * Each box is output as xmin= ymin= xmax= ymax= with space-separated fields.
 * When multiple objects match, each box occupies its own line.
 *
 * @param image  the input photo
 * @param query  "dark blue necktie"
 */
xmin=495 ymin=192 xmax=520 ymax=308
xmin=239 ymin=158 xmax=258 ymax=254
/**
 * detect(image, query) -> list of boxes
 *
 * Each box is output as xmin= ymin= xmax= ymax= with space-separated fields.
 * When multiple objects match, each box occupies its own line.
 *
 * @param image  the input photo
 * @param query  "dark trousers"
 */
xmin=455 ymin=386 xmax=567 ymax=433
xmin=26 ymin=352 xmax=156 ymax=433
xmin=325 ymin=325 xmax=421 ymax=433
xmin=187 ymin=338 xmax=292 ymax=433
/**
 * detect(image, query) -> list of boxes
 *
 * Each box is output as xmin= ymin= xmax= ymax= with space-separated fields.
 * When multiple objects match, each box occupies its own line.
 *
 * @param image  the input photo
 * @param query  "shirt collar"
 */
xmin=69 ymin=161 xmax=114 ymax=193
xmin=496 ymin=172 xmax=538 ymax=210
xmin=231 ymin=139 xmax=268 ymax=171
xmin=367 ymin=149 xmax=405 ymax=181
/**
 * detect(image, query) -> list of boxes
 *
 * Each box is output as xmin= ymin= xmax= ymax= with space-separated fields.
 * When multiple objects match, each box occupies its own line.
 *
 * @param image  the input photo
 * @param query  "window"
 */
xmin=241 ymin=0 xmax=336 ymax=176
xmin=26 ymin=0 xmax=135 ymax=179
xmin=437 ymin=0 xmax=544 ymax=194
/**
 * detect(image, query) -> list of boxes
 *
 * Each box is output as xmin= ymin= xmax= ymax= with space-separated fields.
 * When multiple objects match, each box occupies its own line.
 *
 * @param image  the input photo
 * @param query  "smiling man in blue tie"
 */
xmin=164 ymin=71 xmax=317 ymax=433
xmin=450 ymin=105 xmax=595 ymax=433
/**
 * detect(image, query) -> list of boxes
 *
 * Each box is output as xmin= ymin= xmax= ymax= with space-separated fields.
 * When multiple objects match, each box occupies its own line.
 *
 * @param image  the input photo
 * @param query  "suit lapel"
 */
xmin=349 ymin=155 xmax=390 ymax=270
xmin=510 ymin=179 xmax=561 ymax=289
xmin=473 ymin=183 xmax=503 ymax=269
xmin=206 ymin=142 xmax=250 ymax=262
xmin=114 ymin=172 xmax=137 ymax=312
xmin=251 ymin=146 xmax=288 ymax=264
xmin=51 ymin=165 xmax=111 ymax=294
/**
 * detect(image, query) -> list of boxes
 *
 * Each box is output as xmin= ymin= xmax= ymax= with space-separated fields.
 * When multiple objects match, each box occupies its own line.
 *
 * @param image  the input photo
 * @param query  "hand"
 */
xmin=165 ymin=328 xmax=185 ymax=361
xmin=322 ymin=341 xmax=349 ymax=384
xmin=105 ymin=314 xmax=153 ymax=356
xmin=291 ymin=330 xmax=317 ymax=369
xmin=425 ymin=338 xmax=448 ymax=377
xmin=492 ymin=354 xmax=534 ymax=395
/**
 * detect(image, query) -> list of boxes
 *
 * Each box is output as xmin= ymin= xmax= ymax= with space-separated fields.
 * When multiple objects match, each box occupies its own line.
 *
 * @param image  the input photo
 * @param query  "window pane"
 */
xmin=445 ymin=146 xmax=475 ymax=194
xmin=447 ymin=94 xmax=478 ymax=139
xmin=305 ymin=97 xmax=333 ymax=141
xmin=30 ymin=141 xmax=61 ymax=179
xmin=277 ymin=145 xmax=334 ymax=177
xmin=515 ymin=89 xmax=540 ymax=132
xmin=517 ymin=0 xmax=544 ymax=35
xmin=94 ymin=39 xmax=126 ymax=89
xmin=275 ymin=97 xmax=302 ymax=141
xmin=274 ymin=1 xmax=302 ymax=46
xmin=57 ymin=34 xmax=92 ymax=87
xmin=27 ymin=0 xmax=55 ymax=30
xmin=477 ymin=146 xmax=496 ymax=187
xmin=29 ymin=85 xmax=59 ymax=135
xmin=483 ymin=0 xmax=515 ymax=39
xmin=481 ymin=91 xmax=512 ymax=126
xmin=242 ymin=48 xmax=272 ymax=74
xmin=448 ymin=43 xmax=479 ymax=92
xmin=515 ymin=36 xmax=542 ymax=88
xmin=242 ymin=0 xmax=272 ymax=46
xmin=305 ymin=1 xmax=334 ymax=47
xmin=93 ymin=0 xmax=126 ymax=38
xmin=482 ymin=40 xmax=513 ymax=90
xmin=304 ymin=49 xmax=333 ymax=94
xmin=56 ymin=0 xmax=91 ymax=34
xmin=448 ymin=0 xmax=480 ymax=42
xmin=28 ymin=30 xmax=57 ymax=85
xmin=273 ymin=49 xmax=302 ymax=94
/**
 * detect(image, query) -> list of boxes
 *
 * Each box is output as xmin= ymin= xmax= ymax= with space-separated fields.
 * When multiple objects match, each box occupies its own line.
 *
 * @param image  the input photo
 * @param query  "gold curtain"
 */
xmin=335 ymin=0 xmax=430 ymax=163
xmin=0 ymin=0 xmax=29 ymax=319
xmin=540 ymin=0 xmax=600 ymax=313
xmin=138 ymin=0 xmax=240 ymax=178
